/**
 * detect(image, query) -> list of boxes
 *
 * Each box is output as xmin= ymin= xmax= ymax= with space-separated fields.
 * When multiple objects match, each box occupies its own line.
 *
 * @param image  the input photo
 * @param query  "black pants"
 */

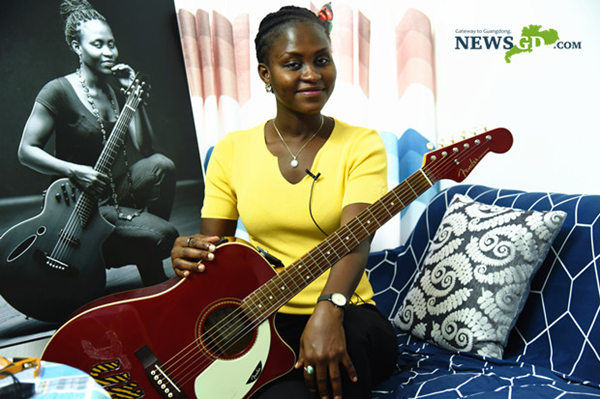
xmin=256 ymin=304 xmax=398 ymax=399
xmin=100 ymin=153 xmax=178 ymax=285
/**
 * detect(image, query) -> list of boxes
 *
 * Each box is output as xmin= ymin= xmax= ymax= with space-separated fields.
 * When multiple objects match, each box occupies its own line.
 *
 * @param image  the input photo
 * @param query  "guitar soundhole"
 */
xmin=200 ymin=304 xmax=255 ymax=359
xmin=7 ymin=235 xmax=37 ymax=262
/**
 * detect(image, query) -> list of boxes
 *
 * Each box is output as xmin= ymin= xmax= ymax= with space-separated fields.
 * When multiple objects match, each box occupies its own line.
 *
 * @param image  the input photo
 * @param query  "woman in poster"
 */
xmin=17 ymin=0 xmax=178 ymax=289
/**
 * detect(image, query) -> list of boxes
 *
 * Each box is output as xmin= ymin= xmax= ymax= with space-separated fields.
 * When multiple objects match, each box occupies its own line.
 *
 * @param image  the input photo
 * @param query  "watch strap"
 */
xmin=317 ymin=293 xmax=347 ymax=307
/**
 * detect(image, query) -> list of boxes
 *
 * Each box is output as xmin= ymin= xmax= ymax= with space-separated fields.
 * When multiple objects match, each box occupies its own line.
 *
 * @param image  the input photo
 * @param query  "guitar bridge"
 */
xmin=135 ymin=345 xmax=187 ymax=399
xmin=46 ymin=256 xmax=71 ymax=272
xmin=33 ymin=249 xmax=76 ymax=275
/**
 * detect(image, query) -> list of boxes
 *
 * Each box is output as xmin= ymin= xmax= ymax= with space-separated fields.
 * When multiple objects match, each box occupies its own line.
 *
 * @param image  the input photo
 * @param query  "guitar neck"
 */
xmin=94 ymin=100 xmax=140 ymax=176
xmin=77 ymin=87 xmax=143 ymax=225
xmin=242 ymin=167 xmax=434 ymax=324
xmin=241 ymin=129 xmax=512 ymax=325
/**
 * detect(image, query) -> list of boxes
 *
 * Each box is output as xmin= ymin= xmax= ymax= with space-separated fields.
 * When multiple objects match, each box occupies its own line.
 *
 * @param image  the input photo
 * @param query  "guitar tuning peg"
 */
xmin=426 ymin=142 xmax=435 ymax=150
xmin=438 ymin=138 xmax=446 ymax=147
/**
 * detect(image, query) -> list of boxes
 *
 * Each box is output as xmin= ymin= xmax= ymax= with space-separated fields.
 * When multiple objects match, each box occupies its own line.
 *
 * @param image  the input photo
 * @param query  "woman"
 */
xmin=171 ymin=6 xmax=397 ymax=398
xmin=18 ymin=0 xmax=178 ymax=286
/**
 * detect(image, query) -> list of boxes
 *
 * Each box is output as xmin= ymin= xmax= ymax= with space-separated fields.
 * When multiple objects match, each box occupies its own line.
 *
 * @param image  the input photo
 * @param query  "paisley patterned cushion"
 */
xmin=393 ymin=194 xmax=567 ymax=358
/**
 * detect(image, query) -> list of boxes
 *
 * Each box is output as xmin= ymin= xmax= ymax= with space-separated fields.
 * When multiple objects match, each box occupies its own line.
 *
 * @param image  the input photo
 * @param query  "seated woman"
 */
xmin=171 ymin=6 xmax=397 ymax=399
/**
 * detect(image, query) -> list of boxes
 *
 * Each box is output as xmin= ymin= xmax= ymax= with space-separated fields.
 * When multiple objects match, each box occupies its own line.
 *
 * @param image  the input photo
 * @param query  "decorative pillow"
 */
xmin=394 ymin=194 xmax=567 ymax=359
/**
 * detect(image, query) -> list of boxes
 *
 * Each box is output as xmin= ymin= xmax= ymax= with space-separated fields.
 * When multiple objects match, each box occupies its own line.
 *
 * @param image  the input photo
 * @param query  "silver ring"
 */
xmin=186 ymin=237 xmax=193 ymax=247
xmin=304 ymin=365 xmax=314 ymax=375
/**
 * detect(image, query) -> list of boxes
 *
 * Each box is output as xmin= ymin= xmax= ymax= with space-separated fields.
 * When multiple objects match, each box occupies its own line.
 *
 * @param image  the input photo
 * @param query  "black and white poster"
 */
xmin=0 ymin=0 xmax=202 ymax=347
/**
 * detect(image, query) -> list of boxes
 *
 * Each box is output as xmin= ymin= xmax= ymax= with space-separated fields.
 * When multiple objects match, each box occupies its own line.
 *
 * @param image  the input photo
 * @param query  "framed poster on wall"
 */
xmin=0 ymin=0 xmax=203 ymax=348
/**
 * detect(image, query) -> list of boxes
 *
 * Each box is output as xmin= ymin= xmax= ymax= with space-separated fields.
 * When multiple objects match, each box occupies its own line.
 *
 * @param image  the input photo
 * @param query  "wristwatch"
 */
xmin=317 ymin=293 xmax=347 ymax=308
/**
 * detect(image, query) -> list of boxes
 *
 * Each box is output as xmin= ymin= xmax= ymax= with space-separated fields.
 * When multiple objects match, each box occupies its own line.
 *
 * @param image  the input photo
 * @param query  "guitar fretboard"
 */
xmin=76 ymin=97 xmax=143 ymax=227
xmin=241 ymin=168 xmax=434 ymax=324
xmin=237 ymin=130 xmax=512 ymax=326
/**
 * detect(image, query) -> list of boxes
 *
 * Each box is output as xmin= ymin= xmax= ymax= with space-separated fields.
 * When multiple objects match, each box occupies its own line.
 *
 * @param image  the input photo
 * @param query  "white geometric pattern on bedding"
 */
xmin=366 ymin=184 xmax=600 ymax=397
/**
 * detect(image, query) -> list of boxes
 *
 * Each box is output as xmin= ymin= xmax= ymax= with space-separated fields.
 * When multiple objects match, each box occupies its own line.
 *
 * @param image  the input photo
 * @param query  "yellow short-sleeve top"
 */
xmin=202 ymin=119 xmax=388 ymax=314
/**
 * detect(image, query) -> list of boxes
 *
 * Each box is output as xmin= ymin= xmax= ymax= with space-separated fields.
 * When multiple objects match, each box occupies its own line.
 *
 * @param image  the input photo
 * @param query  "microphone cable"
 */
xmin=305 ymin=169 xmax=328 ymax=237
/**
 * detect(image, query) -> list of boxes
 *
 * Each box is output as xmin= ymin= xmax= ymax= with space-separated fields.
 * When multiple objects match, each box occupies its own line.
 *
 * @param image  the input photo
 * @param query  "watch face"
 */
xmin=331 ymin=293 xmax=347 ymax=307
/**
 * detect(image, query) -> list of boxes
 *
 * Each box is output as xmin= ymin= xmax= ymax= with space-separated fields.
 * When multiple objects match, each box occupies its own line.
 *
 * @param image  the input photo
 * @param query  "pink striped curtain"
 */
xmin=394 ymin=7 xmax=438 ymax=244
xmin=178 ymin=9 xmax=251 ymax=107
xmin=396 ymin=8 xmax=435 ymax=103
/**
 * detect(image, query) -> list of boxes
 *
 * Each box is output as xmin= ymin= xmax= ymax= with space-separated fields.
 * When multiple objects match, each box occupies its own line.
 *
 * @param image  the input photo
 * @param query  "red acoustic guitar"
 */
xmin=0 ymin=78 xmax=148 ymax=323
xmin=42 ymin=128 xmax=513 ymax=398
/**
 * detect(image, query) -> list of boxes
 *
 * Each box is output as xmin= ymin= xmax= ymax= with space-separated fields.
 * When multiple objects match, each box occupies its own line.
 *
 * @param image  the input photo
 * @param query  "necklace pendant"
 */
xmin=290 ymin=159 xmax=299 ymax=168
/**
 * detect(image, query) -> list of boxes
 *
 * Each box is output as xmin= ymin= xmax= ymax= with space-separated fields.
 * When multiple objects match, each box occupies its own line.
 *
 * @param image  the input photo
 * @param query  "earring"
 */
xmin=265 ymin=83 xmax=272 ymax=93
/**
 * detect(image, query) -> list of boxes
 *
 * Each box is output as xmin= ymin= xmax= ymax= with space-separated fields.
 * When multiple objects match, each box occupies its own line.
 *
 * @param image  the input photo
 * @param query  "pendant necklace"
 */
xmin=273 ymin=115 xmax=324 ymax=168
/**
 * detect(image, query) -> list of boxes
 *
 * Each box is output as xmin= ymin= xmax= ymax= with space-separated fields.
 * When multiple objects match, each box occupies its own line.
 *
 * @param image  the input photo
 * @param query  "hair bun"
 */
xmin=59 ymin=0 xmax=95 ymax=21
xmin=59 ymin=0 xmax=105 ymax=47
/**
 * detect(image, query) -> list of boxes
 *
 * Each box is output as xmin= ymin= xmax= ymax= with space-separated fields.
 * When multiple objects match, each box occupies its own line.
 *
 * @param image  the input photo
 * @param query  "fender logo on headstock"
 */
xmin=89 ymin=360 xmax=144 ymax=399
xmin=458 ymin=148 xmax=490 ymax=179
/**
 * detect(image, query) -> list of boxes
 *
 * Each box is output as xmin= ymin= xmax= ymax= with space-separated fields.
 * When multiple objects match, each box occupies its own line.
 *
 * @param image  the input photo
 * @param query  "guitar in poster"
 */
xmin=0 ymin=79 xmax=149 ymax=323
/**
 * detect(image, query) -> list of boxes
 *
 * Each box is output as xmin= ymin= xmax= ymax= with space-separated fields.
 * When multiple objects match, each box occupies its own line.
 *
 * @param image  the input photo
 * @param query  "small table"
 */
xmin=0 ymin=360 xmax=110 ymax=399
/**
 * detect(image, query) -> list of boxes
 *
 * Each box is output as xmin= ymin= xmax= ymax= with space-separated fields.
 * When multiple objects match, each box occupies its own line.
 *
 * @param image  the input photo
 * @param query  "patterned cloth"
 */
xmin=367 ymin=184 xmax=600 ymax=398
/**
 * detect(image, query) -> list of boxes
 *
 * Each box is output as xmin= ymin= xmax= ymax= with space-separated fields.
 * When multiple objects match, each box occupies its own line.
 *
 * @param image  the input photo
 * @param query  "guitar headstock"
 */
xmin=122 ymin=73 xmax=150 ymax=106
xmin=423 ymin=128 xmax=513 ymax=182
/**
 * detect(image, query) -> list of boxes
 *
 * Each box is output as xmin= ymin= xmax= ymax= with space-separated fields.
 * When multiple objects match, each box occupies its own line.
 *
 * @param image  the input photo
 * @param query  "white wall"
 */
xmin=423 ymin=0 xmax=600 ymax=195
xmin=327 ymin=0 xmax=600 ymax=195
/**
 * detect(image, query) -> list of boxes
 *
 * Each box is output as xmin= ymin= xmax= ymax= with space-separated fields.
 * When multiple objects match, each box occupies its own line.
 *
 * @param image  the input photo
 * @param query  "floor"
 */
xmin=0 ymin=179 xmax=203 ymax=348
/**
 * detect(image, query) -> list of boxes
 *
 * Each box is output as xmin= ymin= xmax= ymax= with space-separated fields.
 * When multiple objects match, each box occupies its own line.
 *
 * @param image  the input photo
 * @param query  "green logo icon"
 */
xmin=504 ymin=25 xmax=559 ymax=63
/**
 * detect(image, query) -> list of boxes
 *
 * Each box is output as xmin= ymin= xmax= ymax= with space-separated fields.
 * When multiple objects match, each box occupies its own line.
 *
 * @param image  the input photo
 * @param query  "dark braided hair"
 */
xmin=255 ymin=6 xmax=330 ymax=65
xmin=59 ymin=0 xmax=107 ymax=49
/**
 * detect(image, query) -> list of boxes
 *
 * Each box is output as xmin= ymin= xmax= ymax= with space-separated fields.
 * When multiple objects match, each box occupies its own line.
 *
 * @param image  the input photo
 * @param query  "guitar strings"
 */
xmin=50 ymin=96 xmax=139 ymax=268
xmin=52 ymin=108 xmax=126 ymax=259
xmin=51 ymin=97 xmax=139 ymax=264
xmin=160 ymin=132 xmax=498 ymax=387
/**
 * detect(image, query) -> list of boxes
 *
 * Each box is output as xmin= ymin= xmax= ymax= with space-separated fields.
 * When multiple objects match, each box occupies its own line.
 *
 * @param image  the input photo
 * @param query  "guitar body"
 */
xmin=0 ymin=178 xmax=111 ymax=322
xmin=42 ymin=242 xmax=296 ymax=399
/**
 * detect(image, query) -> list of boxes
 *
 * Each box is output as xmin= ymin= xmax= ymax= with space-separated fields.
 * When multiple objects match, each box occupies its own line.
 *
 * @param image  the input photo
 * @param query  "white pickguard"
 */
xmin=194 ymin=320 xmax=271 ymax=398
